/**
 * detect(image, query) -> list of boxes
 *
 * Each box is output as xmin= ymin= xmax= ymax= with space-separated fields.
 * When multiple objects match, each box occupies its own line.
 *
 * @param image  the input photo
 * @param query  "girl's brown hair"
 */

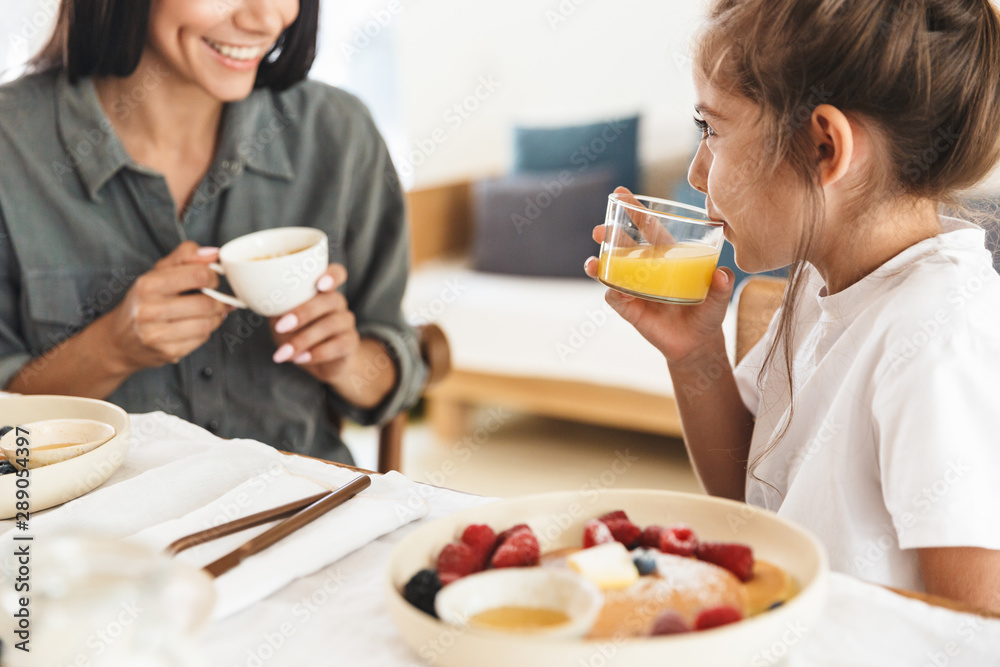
xmin=31 ymin=0 xmax=318 ymax=91
xmin=695 ymin=0 xmax=1000 ymax=496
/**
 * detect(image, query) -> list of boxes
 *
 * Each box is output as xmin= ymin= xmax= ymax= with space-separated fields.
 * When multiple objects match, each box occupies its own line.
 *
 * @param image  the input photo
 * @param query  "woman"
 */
xmin=0 ymin=0 xmax=426 ymax=464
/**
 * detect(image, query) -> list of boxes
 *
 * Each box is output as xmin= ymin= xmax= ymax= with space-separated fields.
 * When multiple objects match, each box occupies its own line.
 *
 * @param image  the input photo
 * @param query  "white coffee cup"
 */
xmin=201 ymin=227 xmax=329 ymax=317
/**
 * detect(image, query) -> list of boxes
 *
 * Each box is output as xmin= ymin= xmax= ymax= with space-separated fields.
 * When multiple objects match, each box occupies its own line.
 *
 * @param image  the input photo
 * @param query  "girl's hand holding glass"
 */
xmin=584 ymin=188 xmax=735 ymax=368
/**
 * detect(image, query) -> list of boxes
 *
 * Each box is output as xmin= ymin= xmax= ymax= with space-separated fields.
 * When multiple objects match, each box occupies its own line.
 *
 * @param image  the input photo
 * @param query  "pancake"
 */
xmin=587 ymin=551 xmax=748 ymax=638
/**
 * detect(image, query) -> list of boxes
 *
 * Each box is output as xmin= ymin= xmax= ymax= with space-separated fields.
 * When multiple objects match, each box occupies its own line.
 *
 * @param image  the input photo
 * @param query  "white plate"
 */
xmin=0 ymin=395 xmax=130 ymax=519
xmin=386 ymin=489 xmax=829 ymax=667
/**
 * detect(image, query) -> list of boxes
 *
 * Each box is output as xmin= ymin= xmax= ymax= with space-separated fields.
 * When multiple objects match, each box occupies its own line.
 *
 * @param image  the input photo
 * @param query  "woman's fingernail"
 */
xmin=197 ymin=247 xmax=220 ymax=256
xmin=274 ymin=313 xmax=298 ymax=334
xmin=316 ymin=275 xmax=336 ymax=292
xmin=273 ymin=344 xmax=294 ymax=363
xmin=293 ymin=351 xmax=312 ymax=365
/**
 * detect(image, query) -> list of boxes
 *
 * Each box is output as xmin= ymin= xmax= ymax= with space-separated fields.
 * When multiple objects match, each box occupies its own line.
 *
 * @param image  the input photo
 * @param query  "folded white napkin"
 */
xmin=131 ymin=466 xmax=427 ymax=620
xmin=3 ymin=412 xmax=430 ymax=620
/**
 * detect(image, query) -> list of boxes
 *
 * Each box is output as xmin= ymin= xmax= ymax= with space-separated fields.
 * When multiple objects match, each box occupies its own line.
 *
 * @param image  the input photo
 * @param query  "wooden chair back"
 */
xmin=734 ymin=277 xmax=787 ymax=365
xmin=377 ymin=324 xmax=451 ymax=473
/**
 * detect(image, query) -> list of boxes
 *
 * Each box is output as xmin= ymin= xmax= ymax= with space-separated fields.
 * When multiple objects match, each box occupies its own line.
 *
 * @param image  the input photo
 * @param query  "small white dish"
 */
xmin=1 ymin=418 xmax=116 ymax=470
xmin=435 ymin=568 xmax=603 ymax=639
xmin=0 ymin=396 xmax=131 ymax=519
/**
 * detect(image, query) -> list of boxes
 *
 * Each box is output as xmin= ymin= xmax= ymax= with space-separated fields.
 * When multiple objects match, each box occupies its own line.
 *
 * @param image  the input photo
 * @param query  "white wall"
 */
xmin=2 ymin=0 xmax=998 ymax=195
xmin=392 ymin=0 xmax=707 ymax=190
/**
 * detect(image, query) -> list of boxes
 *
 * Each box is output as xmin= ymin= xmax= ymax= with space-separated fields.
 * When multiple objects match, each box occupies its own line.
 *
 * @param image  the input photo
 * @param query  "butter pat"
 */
xmin=568 ymin=542 xmax=639 ymax=590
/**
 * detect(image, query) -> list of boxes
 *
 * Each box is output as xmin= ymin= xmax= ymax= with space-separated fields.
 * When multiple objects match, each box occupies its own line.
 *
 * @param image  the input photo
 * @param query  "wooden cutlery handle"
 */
xmin=204 ymin=475 xmax=372 ymax=578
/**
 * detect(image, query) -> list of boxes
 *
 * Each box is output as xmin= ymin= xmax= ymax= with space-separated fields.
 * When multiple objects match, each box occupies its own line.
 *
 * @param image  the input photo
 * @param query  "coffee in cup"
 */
xmin=200 ymin=227 xmax=329 ymax=317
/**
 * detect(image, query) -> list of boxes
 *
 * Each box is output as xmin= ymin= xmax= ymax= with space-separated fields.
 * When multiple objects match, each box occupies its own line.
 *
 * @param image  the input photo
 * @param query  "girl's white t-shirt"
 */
xmin=734 ymin=217 xmax=1000 ymax=591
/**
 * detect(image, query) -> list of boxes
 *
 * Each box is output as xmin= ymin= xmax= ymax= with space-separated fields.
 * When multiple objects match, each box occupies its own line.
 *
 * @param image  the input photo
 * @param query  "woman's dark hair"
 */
xmin=32 ymin=0 xmax=318 ymax=90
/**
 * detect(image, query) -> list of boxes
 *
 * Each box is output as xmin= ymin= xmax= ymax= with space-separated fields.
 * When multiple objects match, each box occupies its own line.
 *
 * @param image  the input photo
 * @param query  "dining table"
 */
xmin=1 ymin=409 xmax=998 ymax=667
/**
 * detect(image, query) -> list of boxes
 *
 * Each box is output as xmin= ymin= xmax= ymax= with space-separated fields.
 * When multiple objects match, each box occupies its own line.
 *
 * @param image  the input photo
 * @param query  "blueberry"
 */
xmin=633 ymin=553 xmax=658 ymax=576
xmin=0 ymin=461 xmax=16 ymax=476
xmin=768 ymin=600 xmax=785 ymax=611
xmin=403 ymin=569 xmax=443 ymax=618
xmin=0 ymin=426 xmax=12 ymax=438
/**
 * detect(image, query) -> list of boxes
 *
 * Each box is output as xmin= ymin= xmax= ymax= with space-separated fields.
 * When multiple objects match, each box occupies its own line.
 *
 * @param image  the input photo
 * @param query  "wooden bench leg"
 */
xmin=427 ymin=396 xmax=468 ymax=442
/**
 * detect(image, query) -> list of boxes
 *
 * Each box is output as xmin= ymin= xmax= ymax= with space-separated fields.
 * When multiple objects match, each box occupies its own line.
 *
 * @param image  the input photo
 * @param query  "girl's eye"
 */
xmin=693 ymin=116 xmax=715 ymax=139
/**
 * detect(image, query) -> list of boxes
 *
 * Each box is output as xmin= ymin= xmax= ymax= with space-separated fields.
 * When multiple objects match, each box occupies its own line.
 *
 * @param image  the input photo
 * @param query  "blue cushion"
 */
xmin=472 ymin=168 xmax=617 ymax=278
xmin=512 ymin=116 xmax=641 ymax=193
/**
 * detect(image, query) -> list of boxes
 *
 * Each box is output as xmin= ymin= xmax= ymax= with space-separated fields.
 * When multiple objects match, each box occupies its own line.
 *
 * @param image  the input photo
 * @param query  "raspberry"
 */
xmin=490 ymin=530 xmax=540 ymax=568
xmin=436 ymin=542 xmax=479 ymax=583
xmin=639 ymin=525 xmax=665 ymax=549
xmin=461 ymin=524 xmax=497 ymax=569
xmin=603 ymin=518 xmax=642 ymax=548
xmin=650 ymin=611 xmax=690 ymax=635
xmin=583 ymin=519 xmax=615 ymax=548
xmin=695 ymin=542 xmax=754 ymax=582
xmin=403 ymin=569 xmax=443 ymax=617
xmin=659 ymin=524 xmax=699 ymax=557
xmin=694 ymin=605 xmax=743 ymax=630
xmin=598 ymin=510 xmax=630 ymax=523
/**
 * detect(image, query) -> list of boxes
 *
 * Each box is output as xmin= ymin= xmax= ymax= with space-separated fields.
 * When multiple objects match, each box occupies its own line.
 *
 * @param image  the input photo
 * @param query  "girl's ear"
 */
xmin=810 ymin=104 xmax=854 ymax=187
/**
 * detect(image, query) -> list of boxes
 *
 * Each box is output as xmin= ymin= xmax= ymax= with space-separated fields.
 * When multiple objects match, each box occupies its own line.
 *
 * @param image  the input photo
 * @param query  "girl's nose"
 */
xmin=687 ymin=141 xmax=710 ymax=195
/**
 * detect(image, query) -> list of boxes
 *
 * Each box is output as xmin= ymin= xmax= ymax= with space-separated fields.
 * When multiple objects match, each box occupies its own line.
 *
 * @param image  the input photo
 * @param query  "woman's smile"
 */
xmin=201 ymin=37 xmax=271 ymax=71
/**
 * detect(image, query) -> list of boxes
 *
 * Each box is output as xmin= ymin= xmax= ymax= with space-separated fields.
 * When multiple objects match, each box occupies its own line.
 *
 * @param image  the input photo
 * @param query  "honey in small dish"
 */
xmin=470 ymin=606 xmax=571 ymax=632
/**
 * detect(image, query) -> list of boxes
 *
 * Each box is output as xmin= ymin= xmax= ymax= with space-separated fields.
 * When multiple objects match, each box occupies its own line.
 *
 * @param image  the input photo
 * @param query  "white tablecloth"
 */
xmin=3 ymin=410 xmax=998 ymax=666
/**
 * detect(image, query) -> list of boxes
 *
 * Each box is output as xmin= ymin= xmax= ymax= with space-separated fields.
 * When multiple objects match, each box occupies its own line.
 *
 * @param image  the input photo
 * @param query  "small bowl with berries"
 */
xmin=387 ymin=490 xmax=828 ymax=667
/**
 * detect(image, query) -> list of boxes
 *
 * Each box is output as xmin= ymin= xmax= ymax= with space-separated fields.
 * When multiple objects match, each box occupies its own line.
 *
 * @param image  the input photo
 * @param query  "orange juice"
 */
xmin=598 ymin=243 xmax=720 ymax=303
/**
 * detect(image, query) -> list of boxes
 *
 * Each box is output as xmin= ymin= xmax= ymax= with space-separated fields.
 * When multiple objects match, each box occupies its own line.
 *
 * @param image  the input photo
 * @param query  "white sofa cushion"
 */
xmin=403 ymin=263 xmax=738 ymax=398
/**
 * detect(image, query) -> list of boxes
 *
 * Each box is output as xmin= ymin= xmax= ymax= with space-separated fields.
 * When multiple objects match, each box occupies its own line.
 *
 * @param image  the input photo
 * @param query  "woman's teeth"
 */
xmin=205 ymin=39 xmax=265 ymax=62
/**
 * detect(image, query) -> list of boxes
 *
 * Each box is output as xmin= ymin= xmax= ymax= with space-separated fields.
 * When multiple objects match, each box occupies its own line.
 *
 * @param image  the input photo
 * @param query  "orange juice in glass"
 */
xmin=597 ymin=194 xmax=724 ymax=304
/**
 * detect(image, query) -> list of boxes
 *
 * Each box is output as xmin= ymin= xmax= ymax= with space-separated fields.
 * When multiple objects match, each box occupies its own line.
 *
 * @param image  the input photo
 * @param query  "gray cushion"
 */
xmin=472 ymin=168 xmax=616 ymax=278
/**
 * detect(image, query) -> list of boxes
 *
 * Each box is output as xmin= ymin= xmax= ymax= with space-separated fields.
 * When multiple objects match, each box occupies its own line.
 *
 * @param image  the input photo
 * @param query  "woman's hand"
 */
xmin=269 ymin=265 xmax=397 ymax=408
xmin=585 ymin=224 xmax=735 ymax=368
xmin=104 ymin=241 xmax=233 ymax=373
xmin=270 ymin=264 xmax=358 ymax=376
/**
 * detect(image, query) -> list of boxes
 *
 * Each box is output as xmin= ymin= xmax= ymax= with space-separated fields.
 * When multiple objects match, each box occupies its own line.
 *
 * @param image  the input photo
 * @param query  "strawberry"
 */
xmin=639 ymin=525 xmax=665 ymax=549
xmin=490 ymin=530 xmax=540 ymax=568
xmin=461 ymin=524 xmax=497 ymax=569
xmin=695 ymin=542 xmax=754 ymax=582
xmin=694 ymin=605 xmax=743 ymax=630
xmin=436 ymin=542 xmax=479 ymax=584
xmin=583 ymin=519 xmax=615 ymax=548
xmin=659 ymin=524 xmax=699 ymax=557
xmin=495 ymin=523 xmax=531 ymax=543
xmin=603 ymin=518 xmax=642 ymax=548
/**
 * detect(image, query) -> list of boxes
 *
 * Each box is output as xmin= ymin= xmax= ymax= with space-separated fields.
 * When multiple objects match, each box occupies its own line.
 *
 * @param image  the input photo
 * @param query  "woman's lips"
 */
xmin=202 ymin=38 xmax=270 ymax=70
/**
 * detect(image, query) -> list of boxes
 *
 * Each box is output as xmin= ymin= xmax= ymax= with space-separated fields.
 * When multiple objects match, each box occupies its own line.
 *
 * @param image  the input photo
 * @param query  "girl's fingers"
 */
xmin=592 ymin=225 xmax=606 ymax=244
xmin=613 ymin=186 xmax=676 ymax=246
xmin=584 ymin=257 xmax=599 ymax=278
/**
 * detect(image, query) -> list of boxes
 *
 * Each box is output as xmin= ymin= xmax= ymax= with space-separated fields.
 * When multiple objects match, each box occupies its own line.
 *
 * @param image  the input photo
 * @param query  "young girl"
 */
xmin=586 ymin=0 xmax=1000 ymax=610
